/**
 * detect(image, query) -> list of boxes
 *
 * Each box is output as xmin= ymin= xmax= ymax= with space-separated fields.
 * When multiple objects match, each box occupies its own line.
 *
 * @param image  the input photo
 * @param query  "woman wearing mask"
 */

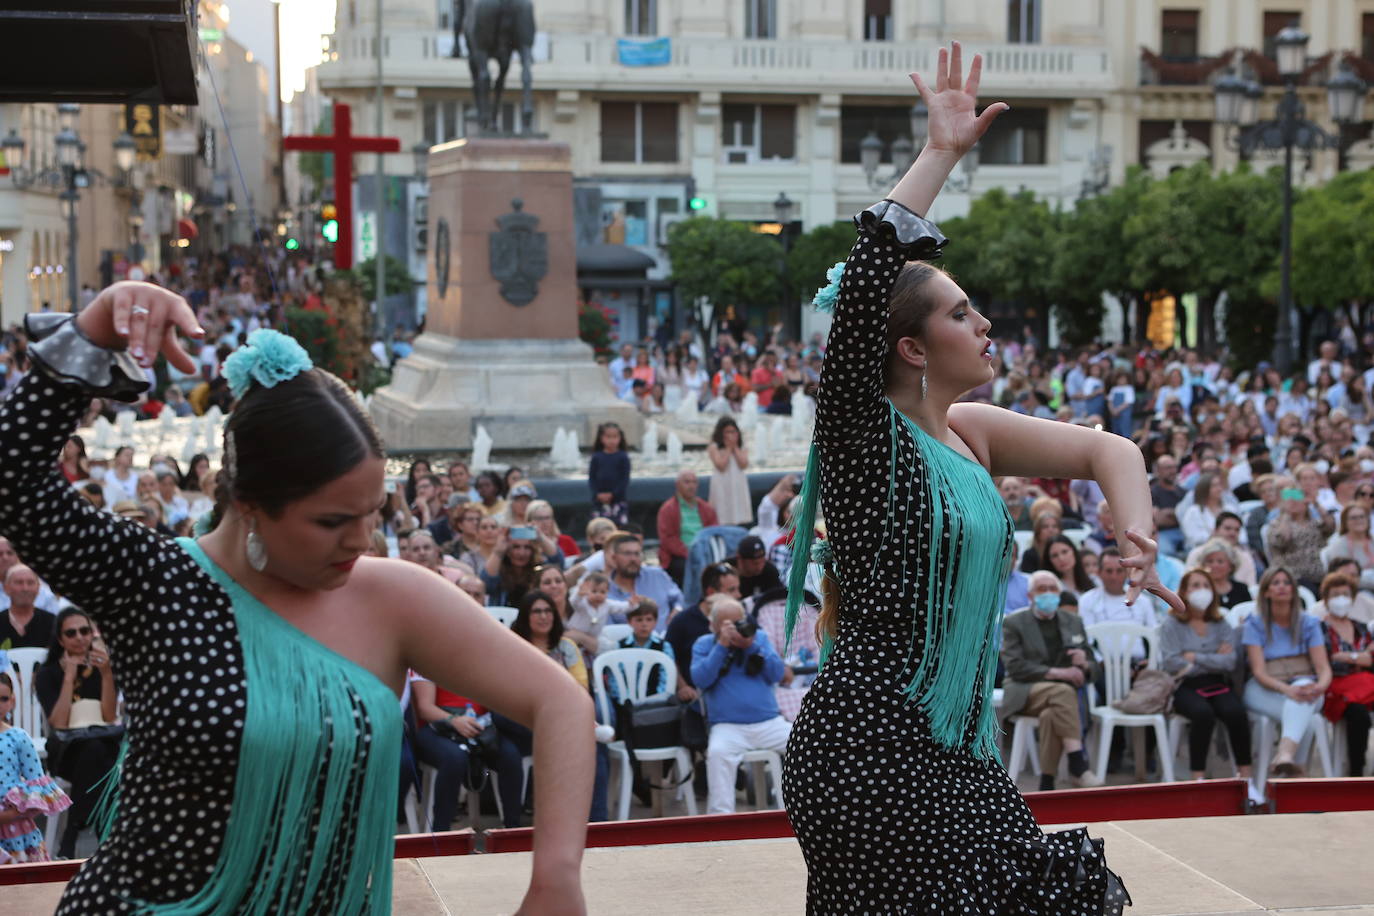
xmin=1160 ymin=571 xmax=1253 ymax=782
xmin=1242 ymin=566 xmax=1331 ymax=777
xmin=1318 ymin=573 xmax=1374 ymax=776
xmin=1193 ymin=539 xmax=1253 ymax=609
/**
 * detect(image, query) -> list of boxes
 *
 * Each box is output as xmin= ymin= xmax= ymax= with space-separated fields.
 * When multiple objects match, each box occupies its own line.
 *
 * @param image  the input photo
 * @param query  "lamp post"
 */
xmin=773 ymin=191 xmax=796 ymax=336
xmin=4 ymin=106 xmax=138 ymax=311
xmin=1214 ymin=26 xmax=1368 ymax=374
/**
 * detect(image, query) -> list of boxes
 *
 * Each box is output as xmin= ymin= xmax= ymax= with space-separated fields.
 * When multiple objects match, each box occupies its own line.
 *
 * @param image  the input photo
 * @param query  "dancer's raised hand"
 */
xmin=75 ymin=280 xmax=204 ymax=373
xmin=1120 ymin=528 xmax=1186 ymax=615
xmin=909 ymin=41 xmax=1009 ymax=158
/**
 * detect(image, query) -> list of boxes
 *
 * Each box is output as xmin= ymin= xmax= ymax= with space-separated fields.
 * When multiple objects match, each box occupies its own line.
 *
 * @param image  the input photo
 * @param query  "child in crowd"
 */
xmin=568 ymin=572 xmax=633 ymax=647
xmin=588 ymin=422 xmax=631 ymax=527
xmin=609 ymin=599 xmax=675 ymax=701
xmin=0 ymin=672 xmax=71 ymax=863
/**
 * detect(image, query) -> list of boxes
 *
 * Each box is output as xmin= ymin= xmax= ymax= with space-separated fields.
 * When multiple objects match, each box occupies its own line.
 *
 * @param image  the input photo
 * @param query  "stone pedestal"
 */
xmin=369 ymin=138 xmax=640 ymax=450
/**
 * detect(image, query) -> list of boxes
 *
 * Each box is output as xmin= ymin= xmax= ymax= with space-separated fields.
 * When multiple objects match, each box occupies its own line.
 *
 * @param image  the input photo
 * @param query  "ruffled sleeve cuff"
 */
xmin=3 ymin=775 xmax=72 ymax=816
xmin=25 ymin=313 xmax=150 ymax=403
xmin=853 ymin=199 xmax=948 ymax=261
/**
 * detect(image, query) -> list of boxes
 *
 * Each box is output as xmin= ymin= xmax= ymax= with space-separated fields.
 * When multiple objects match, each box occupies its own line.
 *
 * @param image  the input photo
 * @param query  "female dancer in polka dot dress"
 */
xmin=781 ymin=44 xmax=1183 ymax=913
xmin=0 ymin=287 xmax=594 ymax=913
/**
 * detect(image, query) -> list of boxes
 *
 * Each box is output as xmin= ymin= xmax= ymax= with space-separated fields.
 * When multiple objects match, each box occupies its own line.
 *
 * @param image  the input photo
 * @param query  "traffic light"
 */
xmin=321 ymin=203 xmax=337 ymax=220
xmin=688 ymin=196 xmax=707 ymax=211
xmin=285 ymin=237 xmax=300 ymax=250
xmin=321 ymin=220 xmax=338 ymax=243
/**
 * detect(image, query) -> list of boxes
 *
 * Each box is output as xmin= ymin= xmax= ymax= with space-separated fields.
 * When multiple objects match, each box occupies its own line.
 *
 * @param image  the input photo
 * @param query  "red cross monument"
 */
xmin=284 ymin=102 xmax=402 ymax=269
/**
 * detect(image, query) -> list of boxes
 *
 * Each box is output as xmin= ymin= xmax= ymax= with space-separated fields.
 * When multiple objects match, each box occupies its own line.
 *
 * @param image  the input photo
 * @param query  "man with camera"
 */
xmin=691 ymin=597 xmax=789 ymax=814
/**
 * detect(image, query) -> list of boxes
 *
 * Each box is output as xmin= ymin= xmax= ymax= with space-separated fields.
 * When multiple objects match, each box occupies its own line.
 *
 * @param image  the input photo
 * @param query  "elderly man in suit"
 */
xmin=1000 ymin=570 xmax=1103 ymax=791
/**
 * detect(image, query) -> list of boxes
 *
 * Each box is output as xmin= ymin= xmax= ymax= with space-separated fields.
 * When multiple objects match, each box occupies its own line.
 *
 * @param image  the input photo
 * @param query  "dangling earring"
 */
xmin=246 ymin=519 xmax=268 ymax=572
xmin=921 ymin=368 xmax=928 ymax=401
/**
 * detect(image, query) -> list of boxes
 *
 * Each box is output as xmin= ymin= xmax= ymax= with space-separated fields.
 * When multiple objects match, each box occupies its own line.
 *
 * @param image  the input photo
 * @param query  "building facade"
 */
xmin=313 ymin=0 xmax=1374 ymax=339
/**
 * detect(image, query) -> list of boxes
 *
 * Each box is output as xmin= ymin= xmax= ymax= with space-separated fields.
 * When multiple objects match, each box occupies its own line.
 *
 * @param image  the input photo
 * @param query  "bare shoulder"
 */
xmin=947 ymin=402 xmax=1004 ymax=468
xmin=350 ymin=555 xmax=478 ymax=621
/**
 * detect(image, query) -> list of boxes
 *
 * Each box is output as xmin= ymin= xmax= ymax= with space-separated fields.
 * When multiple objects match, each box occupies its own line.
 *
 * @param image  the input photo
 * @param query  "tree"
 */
xmin=1051 ymin=168 xmax=1154 ymax=343
xmin=351 ymin=254 xmax=415 ymax=304
xmin=1284 ymin=169 xmax=1374 ymax=334
xmin=786 ymin=221 xmax=854 ymax=304
xmin=665 ymin=217 xmax=784 ymax=320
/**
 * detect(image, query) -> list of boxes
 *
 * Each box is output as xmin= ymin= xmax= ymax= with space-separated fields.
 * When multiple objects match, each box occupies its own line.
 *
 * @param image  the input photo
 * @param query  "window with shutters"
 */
xmin=979 ymin=107 xmax=1048 ymax=165
xmin=1007 ymin=0 xmax=1040 ymax=44
xmin=625 ymin=0 xmax=656 ymax=36
xmin=745 ymin=0 xmax=776 ymax=39
xmin=601 ymin=102 xmax=679 ymax=163
xmin=1160 ymin=10 xmax=1200 ymax=60
xmin=721 ymin=103 xmax=796 ymax=163
xmin=863 ymin=0 xmax=892 ymax=41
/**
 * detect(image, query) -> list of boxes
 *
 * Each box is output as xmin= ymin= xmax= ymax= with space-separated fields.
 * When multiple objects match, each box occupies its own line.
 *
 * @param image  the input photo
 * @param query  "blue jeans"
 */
xmin=414 ymin=720 xmax=525 ymax=829
xmin=494 ymin=710 xmax=610 ymax=822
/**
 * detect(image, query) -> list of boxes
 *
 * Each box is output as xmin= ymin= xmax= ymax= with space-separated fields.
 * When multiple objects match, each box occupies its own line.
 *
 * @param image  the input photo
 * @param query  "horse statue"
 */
xmin=452 ymin=0 xmax=536 ymax=134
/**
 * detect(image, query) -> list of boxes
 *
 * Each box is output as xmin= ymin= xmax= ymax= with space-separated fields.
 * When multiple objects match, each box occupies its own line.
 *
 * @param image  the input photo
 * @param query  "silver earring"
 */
xmin=246 ymin=522 xmax=268 ymax=572
xmin=921 ymin=369 xmax=928 ymax=401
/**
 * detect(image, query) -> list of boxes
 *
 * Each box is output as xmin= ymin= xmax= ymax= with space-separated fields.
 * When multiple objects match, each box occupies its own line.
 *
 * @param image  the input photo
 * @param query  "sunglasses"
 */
xmin=63 ymin=626 xmax=93 ymax=638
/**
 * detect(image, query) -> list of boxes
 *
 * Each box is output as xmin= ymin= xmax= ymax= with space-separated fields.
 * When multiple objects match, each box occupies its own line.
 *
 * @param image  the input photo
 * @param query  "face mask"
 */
xmin=1327 ymin=595 xmax=1354 ymax=617
xmin=1315 ymin=460 xmax=1331 ymax=475
xmin=1362 ymin=569 xmax=1374 ymax=590
xmin=1186 ymin=589 xmax=1213 ymax=611
xmin=1360 ymin=460 xmax=1374 ymax=473
xmin=151 ymin=463 xmax=171 ymax=476
xmin=88 ymin=466 xmax=105 ymax=482
xmin=1032 ymin=592 xmax=1060 ymax=616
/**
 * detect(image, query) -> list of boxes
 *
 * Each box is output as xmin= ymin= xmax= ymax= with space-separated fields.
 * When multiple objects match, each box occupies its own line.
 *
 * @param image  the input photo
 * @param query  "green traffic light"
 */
xmin=688 ymin=197 xmax=707 ymax=211
xmin=321 ymin=219 xmax=339 ymax=243
xmin=285 ymin=238 xmax=300 ymax=250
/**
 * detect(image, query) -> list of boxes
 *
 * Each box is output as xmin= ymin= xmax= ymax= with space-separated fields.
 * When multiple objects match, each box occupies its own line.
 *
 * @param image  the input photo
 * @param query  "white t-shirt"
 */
xmin=103 ymin=468 xmax=140 ymax=506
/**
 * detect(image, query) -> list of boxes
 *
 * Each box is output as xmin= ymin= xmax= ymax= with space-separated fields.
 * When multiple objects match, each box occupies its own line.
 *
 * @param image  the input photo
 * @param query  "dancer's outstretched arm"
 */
xmin=397 ymin=564 xmax=593 ymax=915
xmin=950 ymin=402 xmax=1185 ymax=614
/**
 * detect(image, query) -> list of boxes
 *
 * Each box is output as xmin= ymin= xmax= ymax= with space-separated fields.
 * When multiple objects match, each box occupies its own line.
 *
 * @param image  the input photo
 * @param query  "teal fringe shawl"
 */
xmin=785 ymin=401 xmax=1013 ymax=760
xmin=94 ymin=538 xmax=401 ymax=914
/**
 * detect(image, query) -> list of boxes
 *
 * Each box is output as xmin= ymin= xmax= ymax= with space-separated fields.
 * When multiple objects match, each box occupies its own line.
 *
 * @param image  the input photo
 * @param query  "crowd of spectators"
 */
xmin=7 ymin=264 xmax=1374 ymax=850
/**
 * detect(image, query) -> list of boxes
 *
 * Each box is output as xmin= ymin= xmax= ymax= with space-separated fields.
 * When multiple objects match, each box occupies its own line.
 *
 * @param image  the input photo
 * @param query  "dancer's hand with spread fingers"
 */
xmin=1119 ymin=528 xmax=1186 ymax=615
xmin=909 ymin=40 xmax=1010 ymax=159
xmin=75 ymin=280 xmax=205 ymax=372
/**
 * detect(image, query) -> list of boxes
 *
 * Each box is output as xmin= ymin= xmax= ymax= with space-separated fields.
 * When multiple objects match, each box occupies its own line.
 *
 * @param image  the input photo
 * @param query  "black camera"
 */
xmin=733 ymin=615 xmax=758 ymax=639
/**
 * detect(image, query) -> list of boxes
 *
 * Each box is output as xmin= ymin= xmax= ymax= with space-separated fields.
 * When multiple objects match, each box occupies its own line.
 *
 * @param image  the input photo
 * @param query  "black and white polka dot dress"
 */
xmin=781 ymin=201 xmax=1130 ymax=915
xmin=0 ymin=372 xmax=400 ymax=913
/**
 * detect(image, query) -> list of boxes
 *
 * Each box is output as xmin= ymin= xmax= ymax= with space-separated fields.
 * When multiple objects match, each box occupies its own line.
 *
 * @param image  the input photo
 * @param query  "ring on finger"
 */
xmin=130 ymin=305 xmax=150 ymax=316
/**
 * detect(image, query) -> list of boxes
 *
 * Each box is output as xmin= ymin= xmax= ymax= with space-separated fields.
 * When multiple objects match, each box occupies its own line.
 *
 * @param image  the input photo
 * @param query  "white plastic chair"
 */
xmin=592 ymin=649 xmax=697 ymax=820
xmin=8 ymin=648 xmax=48 ymax=759
xmin=1250 ymin=712 xmax=1336 ymax=792
xmin=1012 ymin=530 xmax=1035 ymax=557
xmin=1236 ymin=499 xmax=1263 ymax=518
xmin=486 ymin=605 xmax=518 ymax=628
xmin=1062 ymin=528 xmax=1091 ymax=548
xmin=1166 ymin=713 xmax=1241 ymax=778
xmin=1086 ymin=622 xmax=1175 ymax=783
xmin=1004 ymin=715 xmax=1044 ymax=780
xmin=596 ymin=624 xmax=635 ymax=656
xmin=1296 ymin=585 xmax=1317 ymax=610
xmin=1224 ymin=600 xmax=1255 ymax=630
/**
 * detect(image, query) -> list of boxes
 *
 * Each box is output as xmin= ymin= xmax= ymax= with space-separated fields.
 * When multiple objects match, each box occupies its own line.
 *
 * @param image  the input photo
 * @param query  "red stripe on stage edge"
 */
xmin=1025 ymin=778 xmax=1250 ymax=823
xmin=1269 ymin=777 xmax=1374 ymax=814
xmin=394 ymin=829 xmax=476 ymax=858
xmin=0 ymin=858 xmax=82 ymax=884
xmin=487 ymin=810 xmax=798 ymax=853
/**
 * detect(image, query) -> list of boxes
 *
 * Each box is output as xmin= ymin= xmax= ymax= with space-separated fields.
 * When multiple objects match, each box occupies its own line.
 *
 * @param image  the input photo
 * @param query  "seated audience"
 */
xmin=1317 ymin=573 xmax=1374 ymax=776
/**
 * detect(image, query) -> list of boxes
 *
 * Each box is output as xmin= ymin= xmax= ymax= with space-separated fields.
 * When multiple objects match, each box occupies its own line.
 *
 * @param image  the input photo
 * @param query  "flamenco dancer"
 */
xmin=781 ymin=44 xmax=1182 ymax=913
xmin=0 ymin=288 xmax=593 ymax=913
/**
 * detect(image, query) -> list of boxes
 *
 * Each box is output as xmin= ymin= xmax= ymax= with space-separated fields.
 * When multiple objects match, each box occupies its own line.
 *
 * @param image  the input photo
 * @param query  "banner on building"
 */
xmin=125 ymin=103 xmax=161 ymax=161
xmin=616 ymin=37 xmax=671 ymax=67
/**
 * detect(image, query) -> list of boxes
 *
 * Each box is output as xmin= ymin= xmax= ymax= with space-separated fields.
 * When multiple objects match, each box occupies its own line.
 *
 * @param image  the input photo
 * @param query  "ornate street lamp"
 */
xmin=1214 ymin=28 xmax=1369 ymax=374
xmin=772 ymin=191 xmax=794 ymax=225
xmin=113 ymin=132 xmax=137 ymax=173
xmin=412 ymin=141 xmax=430 ymax=179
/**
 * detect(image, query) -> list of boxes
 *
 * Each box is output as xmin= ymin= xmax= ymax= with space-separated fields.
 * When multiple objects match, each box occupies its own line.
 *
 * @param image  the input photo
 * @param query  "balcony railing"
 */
xmin=320 ymin=32 xmax=1113 ymax=95
xmin=1139 ymin=46 xmax=1336 ymax=88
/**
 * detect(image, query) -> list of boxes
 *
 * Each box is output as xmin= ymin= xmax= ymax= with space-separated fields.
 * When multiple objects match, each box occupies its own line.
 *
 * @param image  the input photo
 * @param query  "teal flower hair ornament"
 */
xmin=810 ymin=261 xmax=846 ymax=314
xmin=810 ymin=538 xmax=833 ymax=565
xmin=222 ymin=329 xmax=314 ymax=399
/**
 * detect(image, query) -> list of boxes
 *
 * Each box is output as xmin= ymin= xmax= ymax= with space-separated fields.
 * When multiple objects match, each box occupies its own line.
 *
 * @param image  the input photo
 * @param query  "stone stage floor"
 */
xmin=10 ymin=811 xmax=1369 ymax=915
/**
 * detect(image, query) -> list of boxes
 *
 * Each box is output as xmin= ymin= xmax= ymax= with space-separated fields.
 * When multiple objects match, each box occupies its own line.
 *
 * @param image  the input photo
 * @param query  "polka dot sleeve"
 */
xmin=814 ymin=200 xmax=947 ymax=447
xmin=0 ymin=372 xmax=166 ymax=631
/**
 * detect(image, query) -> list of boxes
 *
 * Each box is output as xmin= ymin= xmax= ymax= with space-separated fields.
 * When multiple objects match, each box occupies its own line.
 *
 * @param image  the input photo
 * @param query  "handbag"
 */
xmin=1265 ymin=654 xmax=1316 ymax=683
xmin=46 ymin=723 xmax=126 ymax=777
xmin=1110 ymin=669 xmax=1178 ymax=715
xmin=620 ymin=697 xmax=686 ymax=750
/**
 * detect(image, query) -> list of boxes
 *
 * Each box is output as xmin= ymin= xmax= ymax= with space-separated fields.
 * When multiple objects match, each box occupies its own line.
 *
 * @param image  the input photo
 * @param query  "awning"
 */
xmin=575 ymin=243 xmax=656 ymax=275
xmin=176 ymin=217 xmax=198 ymax=241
